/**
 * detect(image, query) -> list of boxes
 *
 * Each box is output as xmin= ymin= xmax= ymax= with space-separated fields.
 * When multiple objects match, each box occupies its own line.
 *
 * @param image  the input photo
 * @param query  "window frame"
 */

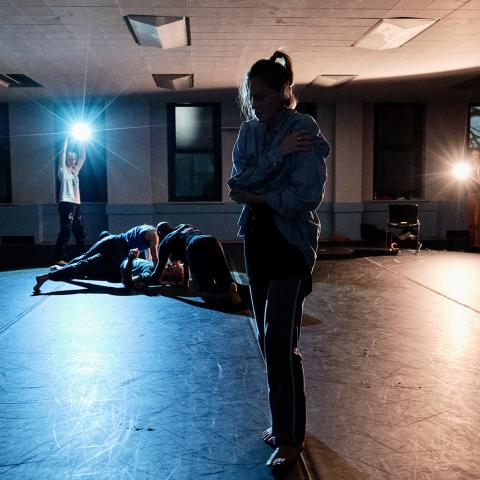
xmin=0 ymin=103 xmax=11 ymax=203
xmin=467 ymin=103 xmax=480 ymax=151
xmin=167 ymin=102 xmax=222 ymax=202
xmin=373 ymin=103 xmax=425 ymax=200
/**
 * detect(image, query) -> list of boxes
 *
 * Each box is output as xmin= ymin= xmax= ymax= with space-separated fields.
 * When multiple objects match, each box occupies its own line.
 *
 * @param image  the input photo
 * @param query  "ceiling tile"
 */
xmin=1 ymin=0 xmax=479 ymax=98
xmin=189 ymin=0 xmax=257 ymax=6
xmin=391 ymin=0 xmax=435 ymax=7
xmin=10 ymin=0 xmax=48 ymax=5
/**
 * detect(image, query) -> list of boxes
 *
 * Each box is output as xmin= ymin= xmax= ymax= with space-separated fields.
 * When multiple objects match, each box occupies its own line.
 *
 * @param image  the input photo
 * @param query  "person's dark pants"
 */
xmin=56 ymin=234 xmax=129 ymax=283
xmin=250 ymin=278 xmax=307 ymax=447
xmin=244 ymin=205 xmax=309 ymax=446
xmin=53 ymin=201 xmax=87 ymax=262
xmin=49 ymin=253 xmax=121 ymax=283
xmin=68 ymin=234 xmax=128 ymax=266
xmin=186 ymin=236 xmax=234 ymax=300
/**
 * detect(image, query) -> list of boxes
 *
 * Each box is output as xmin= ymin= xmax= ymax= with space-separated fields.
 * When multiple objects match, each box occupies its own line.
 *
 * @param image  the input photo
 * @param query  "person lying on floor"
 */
xmin=34 ymin=251 xmax=123 ymax=293
xmin=34 ymin=224 xmax=162 ymax=293
xmin=144 ymin=222 xmax=242 ymax=307
xmin=121 ymin=248 xmax=184 ymax=290
xmin=33 ymin=247 xmax=179 ymax=294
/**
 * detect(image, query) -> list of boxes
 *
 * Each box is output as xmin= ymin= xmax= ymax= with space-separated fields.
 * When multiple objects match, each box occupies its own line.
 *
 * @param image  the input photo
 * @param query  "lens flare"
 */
xmin=453 ymin=162 xmax=472 ymax=180
xmin=70 ymin=122 xmax=92 ymax=141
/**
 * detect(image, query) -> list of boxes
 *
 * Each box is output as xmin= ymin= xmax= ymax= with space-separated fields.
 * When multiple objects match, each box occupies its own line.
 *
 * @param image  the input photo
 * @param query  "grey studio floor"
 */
xmin=1 ymin=249 xmax=480 ymax=480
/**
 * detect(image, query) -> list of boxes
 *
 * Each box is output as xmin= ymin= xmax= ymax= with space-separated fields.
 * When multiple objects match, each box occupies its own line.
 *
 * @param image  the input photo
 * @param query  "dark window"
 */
xmin=55 ymin=103 xmax=107 ymax=202
xmin=168 ymin=103 xmax=221 ymax=201
xmin=0 ymin=103 xmax=11 ymax=203
xmin=374 ymin=104 xmax=424 ymax=200
xmin=468 ymin=104 xmax=480 ymax=150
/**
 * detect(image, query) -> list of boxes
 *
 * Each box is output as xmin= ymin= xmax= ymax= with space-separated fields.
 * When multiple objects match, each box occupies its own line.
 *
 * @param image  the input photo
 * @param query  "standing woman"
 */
xmin=53 ymin=135 xmax=87 ymax=263
xmin=228 ymin=51 xmax=330 ymax=469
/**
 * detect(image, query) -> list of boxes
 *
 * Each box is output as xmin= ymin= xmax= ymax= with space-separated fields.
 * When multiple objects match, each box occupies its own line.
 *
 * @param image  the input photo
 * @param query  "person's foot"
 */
xmin=33 ymin=274 xmax=48 ymax=293
xmin=266 ymin=443 xmax=304 ymax=468
xmin=49 ymin=264 xmax=61 ymax=272
xmin=261 ymin=427 xmax=275 ymax=448
xmin=230 ymin=282 xmax=242 ymax=306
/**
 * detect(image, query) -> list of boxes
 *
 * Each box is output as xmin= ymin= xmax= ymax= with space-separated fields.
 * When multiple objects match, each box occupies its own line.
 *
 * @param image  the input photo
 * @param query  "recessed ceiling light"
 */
xmin=310 ymin=75 xmax=357 ymax=87
xmin=353 ymin=17 xmax=437 ymax=50
xmin=0 ymin=74 xmax=42 ymax=88
xmin=152 ymin=74 xmax=194 ymax=90
xmin=124 ymin=15 xmax=190 ymax=49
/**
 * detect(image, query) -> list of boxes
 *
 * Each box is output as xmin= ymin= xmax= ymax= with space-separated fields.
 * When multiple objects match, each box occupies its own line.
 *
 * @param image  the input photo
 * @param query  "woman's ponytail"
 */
xmin=238 ymin=50 xmax=298 ymax=119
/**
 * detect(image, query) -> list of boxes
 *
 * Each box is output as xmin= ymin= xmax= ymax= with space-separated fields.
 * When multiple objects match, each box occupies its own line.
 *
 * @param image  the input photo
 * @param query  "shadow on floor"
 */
xmin=31 ymin=279 xmax=132 ymax=297
xmin=304 ymin=433 xmax=367 ymax=480
xmin=147 ymin=284 xmax=253 ymax=316
xmin=33 ymin=279 xmax=254 ymax=316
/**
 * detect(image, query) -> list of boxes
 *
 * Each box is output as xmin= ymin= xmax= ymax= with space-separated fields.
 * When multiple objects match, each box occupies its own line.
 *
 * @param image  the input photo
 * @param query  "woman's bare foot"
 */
xmin=266 ymin=443 xmax=304 ymax=468
xmin=33 ymin=274 xmax=49 ymax=293
xmin=261 ymin=427 xmax=275 ymax=448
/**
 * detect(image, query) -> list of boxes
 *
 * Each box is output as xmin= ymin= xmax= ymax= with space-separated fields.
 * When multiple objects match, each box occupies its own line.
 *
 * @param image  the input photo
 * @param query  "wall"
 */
xmin=9 ymin=102 xmax=56 ymax=204
xmin=106 ymin=96 xmax=152 ymax=206
xmin=361 ymin=101 xmax=470 ymax=239
xmin=0 ymin=95 xmax=473 ymax=245
xmin=101 ymin=97 xmax=245 ymax=237
xmin=220 ymin=101 xmax=243 ymax=201
xmin=330 ymin=102 xmax=363 ymax=240
xmin=149 ymin=99 xmax=168 ymax=203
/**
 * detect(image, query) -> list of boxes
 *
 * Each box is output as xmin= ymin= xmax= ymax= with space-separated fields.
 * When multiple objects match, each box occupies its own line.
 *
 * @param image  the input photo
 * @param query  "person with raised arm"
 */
xmin=53 ymin=135 xmax=87 ymax=263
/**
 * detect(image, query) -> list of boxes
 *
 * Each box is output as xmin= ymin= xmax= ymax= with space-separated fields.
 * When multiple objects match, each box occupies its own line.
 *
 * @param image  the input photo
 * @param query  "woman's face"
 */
xmin=249 ymin=77 xmax=284 ymax=127
xmin=66 ymin=152 xmax=77 ymax=167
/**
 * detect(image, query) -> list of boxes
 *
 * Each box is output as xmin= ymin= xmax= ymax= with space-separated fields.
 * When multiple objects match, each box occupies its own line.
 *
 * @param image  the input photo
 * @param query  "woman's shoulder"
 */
xmin=289 ymin=110 xmax=330 ymax=154
xmin=290 ymin=111 xmax=319 ymax=131
xmin=240 ymin=118 xmax=261 ymax=132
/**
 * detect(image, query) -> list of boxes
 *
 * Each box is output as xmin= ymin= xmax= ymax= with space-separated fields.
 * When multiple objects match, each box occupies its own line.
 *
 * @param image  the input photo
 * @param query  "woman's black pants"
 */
xmin=250 ymin=277 xmax=307 ymax=446
xmin=53 ymin=201 xmax=86 ymax=261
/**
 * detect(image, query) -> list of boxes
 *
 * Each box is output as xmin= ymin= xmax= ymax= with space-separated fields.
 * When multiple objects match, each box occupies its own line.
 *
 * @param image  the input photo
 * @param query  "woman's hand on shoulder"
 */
xmin=279 ymin=128 xmax=316 ymax=157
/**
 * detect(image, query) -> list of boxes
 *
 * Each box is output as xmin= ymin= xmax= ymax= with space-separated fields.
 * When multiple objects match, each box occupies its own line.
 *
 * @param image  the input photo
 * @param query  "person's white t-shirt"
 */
xmin=58 ymin=167 xmax=80 ymax=204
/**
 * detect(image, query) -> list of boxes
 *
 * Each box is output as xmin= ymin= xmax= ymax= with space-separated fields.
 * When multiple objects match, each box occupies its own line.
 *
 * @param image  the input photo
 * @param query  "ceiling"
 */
xmin=1 ymin=0 xmax=480 ymax=103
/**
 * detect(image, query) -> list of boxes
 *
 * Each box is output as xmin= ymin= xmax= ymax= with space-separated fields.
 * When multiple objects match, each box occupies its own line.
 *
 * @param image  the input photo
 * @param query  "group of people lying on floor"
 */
xmin=33 ymin=222 xmax=243 ymax=307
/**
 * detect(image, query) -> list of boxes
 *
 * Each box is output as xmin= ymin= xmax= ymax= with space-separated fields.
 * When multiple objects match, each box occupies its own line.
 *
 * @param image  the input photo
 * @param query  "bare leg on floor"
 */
xmin=33 ymin=274 xmax=49 ymax=293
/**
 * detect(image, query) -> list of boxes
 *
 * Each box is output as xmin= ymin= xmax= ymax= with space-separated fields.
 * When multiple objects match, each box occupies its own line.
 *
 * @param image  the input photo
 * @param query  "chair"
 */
xmin=386 ymin=204 xmax=421 ymax=253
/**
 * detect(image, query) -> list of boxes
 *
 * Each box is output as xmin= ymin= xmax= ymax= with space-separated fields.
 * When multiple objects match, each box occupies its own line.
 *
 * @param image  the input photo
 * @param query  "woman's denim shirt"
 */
xmin=228 ymin=109 xmax=330 ymax=270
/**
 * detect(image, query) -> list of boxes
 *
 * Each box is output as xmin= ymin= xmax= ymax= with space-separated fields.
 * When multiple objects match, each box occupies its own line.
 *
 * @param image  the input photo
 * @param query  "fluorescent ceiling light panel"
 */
xmin=311 ymin=75 xmax=357 ymax=87
xmin=125 ymin=15 xmax=190 ymax=49
xmin=0 ymin=73 xmax=42 ymax=88
xmin=152 ymin=74 xmax=194 ymax=90
xmin=354 ymin=17 xmax=437 ymax=50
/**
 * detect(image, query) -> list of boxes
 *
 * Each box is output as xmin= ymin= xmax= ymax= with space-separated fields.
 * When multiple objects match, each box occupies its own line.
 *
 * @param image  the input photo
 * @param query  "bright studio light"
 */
xmin=70 ymin=122 xmax=92 ymax=141
xmin=453 ymin=162 xmax=472 ymax=180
